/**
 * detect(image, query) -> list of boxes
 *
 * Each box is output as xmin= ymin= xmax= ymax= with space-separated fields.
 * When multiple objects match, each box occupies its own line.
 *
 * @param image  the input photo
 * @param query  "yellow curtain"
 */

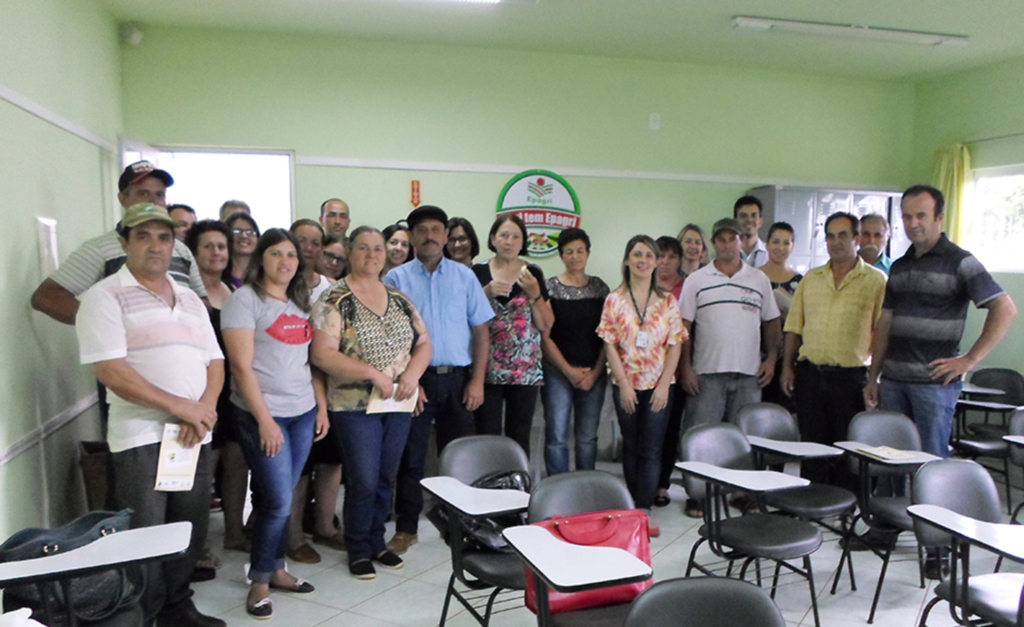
xmin=932 ymin=143 xmax=972 ymax=243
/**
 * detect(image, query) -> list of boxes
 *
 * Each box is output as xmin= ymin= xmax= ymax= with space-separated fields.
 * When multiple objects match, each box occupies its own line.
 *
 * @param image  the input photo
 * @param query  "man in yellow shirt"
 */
xmin=780 ymin=212 xmax=887 ymax=484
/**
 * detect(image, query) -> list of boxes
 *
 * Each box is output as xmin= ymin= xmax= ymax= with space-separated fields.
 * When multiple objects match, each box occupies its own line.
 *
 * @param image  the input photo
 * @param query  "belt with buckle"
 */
xmin=426 ymin=365 xmax=465 ymax=375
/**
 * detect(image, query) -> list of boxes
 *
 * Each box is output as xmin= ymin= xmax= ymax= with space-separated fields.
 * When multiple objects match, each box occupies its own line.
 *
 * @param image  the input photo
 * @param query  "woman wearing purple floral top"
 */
xmin=472 ymin=214 xmax=553 ymax=456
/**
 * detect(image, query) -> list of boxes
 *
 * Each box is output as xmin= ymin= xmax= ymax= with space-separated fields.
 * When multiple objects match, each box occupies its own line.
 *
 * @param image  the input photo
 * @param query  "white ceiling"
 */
xmin=99 ymin=0 xmax=1024 ymax=80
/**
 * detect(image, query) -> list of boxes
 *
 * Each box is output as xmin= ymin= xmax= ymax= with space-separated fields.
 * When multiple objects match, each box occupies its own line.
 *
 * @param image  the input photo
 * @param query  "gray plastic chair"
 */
xmin=913 ymin=459 xmax=1016 ymax=627
xmin=966 ymin=368 xmax=1024 ymax=438
xmin=435 ymin=435 xmax=530 ymax=627
xmin=680 ymin=423 xmax=824 ymax=627
xmin=523 ymin=471 xmax=637 ymax=627
xmin=836 ymin=410 xmax=925 ymax=624
xmin=732 ymin=403 xmax=858 ymax=592
xmin=1007 ymin=409 xmax=1024 ymax=522
xmin=623 ymin=577 xmax=785 ymax=627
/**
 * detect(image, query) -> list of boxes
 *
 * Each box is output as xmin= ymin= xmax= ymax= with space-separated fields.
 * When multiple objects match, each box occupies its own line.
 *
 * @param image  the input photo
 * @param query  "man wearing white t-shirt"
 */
xmin=678 ymin=217 xmax=781 ymax=428
xmin=76 ymin=203 xmax=225 ymax=627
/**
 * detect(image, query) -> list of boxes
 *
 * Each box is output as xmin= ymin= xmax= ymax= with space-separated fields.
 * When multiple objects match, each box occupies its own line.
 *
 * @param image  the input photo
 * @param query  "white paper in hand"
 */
xmin=155 ymin=423 xmax=201 ymax=491
xmin=366 ymin=384 xmax=418 ymax=414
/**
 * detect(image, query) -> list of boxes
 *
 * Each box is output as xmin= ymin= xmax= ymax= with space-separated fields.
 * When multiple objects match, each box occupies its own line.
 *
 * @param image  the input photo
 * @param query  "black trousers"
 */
xmin=393 ymin=367 xmax=475 ymax=535
xmin=795 ymin=361 xmax=867 ymax=485
xmin=475 ymin=384 xmax=540 ymax=458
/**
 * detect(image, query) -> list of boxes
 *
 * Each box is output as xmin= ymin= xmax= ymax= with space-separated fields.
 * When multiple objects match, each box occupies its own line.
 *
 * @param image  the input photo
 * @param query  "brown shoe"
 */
xmin=312 ymin=532 xmax=346 ymax=552
xmin=386 ymin=532 xmax=418 ymax=555
xmin=286 ymin=543 xmax=321 ymax=564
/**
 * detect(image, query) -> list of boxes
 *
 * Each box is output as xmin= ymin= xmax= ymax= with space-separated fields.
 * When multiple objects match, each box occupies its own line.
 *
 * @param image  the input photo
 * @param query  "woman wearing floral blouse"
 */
xmin=597 ymin=235 xmax=686 ymax=537
xmin=472 ymin=214 xmax=554 ymax=456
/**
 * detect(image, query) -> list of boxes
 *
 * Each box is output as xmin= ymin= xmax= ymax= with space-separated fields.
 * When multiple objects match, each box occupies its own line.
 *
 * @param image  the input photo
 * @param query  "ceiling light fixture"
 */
xmin=731 ymin=16 xmax=968 ymax=48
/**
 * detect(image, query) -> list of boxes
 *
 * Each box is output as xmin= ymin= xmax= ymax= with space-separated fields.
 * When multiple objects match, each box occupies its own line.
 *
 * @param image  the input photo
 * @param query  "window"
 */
xmin=967 ymin=167 xmax=1024 ymax=272
xmin=121 ymin=146 xmax=293 ymax=230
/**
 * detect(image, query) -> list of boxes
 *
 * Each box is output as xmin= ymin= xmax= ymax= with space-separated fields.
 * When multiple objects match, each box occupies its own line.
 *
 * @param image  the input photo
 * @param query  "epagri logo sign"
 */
xmin=497 ymin=170 xmax=581 ymax=258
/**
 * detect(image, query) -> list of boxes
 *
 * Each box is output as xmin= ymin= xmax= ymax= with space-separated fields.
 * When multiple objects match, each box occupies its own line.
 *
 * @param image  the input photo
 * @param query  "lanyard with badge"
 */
xmin=628 ymin=281 xmax=654 ymax=349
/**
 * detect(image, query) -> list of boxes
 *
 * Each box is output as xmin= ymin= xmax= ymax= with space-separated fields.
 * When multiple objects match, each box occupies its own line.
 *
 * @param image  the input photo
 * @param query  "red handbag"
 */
xmin=524 ymin=509 xmax=653 ymax=614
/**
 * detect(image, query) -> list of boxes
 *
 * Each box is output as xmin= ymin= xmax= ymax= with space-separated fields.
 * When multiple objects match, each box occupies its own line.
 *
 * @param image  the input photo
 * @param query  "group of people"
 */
xmin=30 ymin=159 xmax=1018 ymax=626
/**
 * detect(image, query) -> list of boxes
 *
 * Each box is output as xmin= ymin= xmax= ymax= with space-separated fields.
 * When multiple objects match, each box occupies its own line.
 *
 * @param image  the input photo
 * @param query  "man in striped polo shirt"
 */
xmin=865 ymin=184 xmax=1017 ymax=458
xmin=76 ymin=203 xmax=225 ymax=627
xmin=31 ymin=160 xmax=207 ymax=325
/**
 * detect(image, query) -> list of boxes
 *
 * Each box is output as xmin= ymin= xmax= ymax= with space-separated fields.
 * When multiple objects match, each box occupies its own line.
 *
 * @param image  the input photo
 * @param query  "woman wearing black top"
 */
xmin=540 ymin=228 xmax=610 ymax=475
xmin=471 ymin=214 xmax=554 ymax=456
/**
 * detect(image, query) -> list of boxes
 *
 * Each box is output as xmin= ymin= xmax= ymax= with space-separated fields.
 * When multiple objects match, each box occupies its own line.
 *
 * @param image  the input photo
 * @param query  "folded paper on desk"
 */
xmin=855 ymin=445 xmax=915 ymax=461
xmin=366 ymin=384 xmax=418 ymax=414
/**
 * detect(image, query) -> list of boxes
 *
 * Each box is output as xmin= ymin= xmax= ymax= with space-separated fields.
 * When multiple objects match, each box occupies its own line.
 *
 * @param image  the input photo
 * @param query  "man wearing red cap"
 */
xmin=31 ymin=161 xmax=207 ymax=325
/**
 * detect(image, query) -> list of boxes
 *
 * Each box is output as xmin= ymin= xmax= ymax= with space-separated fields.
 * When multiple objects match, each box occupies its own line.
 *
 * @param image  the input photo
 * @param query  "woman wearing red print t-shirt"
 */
xmin=222 ymin=229 xmax=330 ymax=620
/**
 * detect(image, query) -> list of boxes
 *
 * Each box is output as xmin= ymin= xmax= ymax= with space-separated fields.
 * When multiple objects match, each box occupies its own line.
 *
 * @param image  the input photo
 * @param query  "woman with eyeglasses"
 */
xmin=381 ymin=224 xmax=412 ymax=278
xmin=444 ymin=217 xmax=480 ymax=267
xmin=225 ymin=212 xmax=261 ymax=290
xmin=472 ymin=214 xmax=554 ymax=456
xmin=318 ymin=235 xmax=348 ymax=281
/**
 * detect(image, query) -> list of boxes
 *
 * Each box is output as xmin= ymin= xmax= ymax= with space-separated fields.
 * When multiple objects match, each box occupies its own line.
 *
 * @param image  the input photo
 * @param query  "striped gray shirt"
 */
xmin=50 ymin=230 xmax=207 ymax=299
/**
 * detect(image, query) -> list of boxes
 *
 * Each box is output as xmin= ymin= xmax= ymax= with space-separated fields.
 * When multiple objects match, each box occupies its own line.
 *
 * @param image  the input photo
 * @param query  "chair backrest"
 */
xmin=623 ymin=577 xmax=785 ymax=627
xmin=971 ymin=368 xmax=1024 ymax=406
xmin=847 ymin=410 xmax=921 ymax=477
xmin=1008 ymin=409 xmax=1024 ymax=468
xmin=912 ymin=459 xmax=1003 ymax=547
xmin=679 ymin=423 xmax=754 ymax=500
xmin=733 ymin=402 xmax=800 ymax=441
xmin=438 ymin=435 xmax=529 ymax=484
xmin=527 ymin=471 xmax=633 ymax=523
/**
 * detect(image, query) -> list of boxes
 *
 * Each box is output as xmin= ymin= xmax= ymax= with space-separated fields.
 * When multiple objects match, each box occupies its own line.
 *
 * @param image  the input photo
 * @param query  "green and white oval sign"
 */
xmin=496 ymin=169 xmax=581 ymax=258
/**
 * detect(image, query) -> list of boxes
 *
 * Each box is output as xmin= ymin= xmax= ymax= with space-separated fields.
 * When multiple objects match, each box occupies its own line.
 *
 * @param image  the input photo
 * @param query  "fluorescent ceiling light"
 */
xmin=731 ymin=16 xmax=968 ymax=48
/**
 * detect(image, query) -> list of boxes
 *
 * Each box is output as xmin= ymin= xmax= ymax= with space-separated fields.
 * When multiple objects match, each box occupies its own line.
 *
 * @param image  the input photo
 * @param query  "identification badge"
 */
xmin=635 ymin=331 xmax=650 ymax=349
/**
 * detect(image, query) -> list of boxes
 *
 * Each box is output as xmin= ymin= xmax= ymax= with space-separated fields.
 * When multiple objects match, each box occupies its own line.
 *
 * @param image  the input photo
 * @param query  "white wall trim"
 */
xmin=296 ymin=154 xmax=897 ymax=191
xmin=0 ymin=394 xmax=99 ymax=468
xmin=0 ymin=80 xmax=116 ymax=153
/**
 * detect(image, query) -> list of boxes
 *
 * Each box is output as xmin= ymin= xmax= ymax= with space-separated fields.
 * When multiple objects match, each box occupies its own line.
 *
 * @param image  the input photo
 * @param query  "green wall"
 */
xmin=120 ymin=26 xmax=914 ymax=281
xmin=0 ymin=0 xmax=120 ymax=537
xmin=913 ymin=56 xmax=1024 ymax=372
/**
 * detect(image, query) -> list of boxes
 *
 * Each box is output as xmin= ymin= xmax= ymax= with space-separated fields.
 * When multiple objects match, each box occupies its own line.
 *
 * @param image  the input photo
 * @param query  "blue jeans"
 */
xmin=683 ymin=373 xmax=762 ymax=433
xmin=613 ymin=386 xmax=672 ymax=510
xmin=334 ymin=410 xmax=412 ymax=562
xmin=880 ymin=378 xmax=962 ymax=458
xmin=234 ymin=405 xmax=317 ymax=583
xmin=541 ymin=361 xmax=607 ymax=476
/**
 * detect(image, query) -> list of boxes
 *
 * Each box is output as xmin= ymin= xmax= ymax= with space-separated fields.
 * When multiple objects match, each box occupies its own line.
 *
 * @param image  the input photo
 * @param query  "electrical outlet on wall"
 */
xmin=648 ymin=112 xmax=661 ymax=131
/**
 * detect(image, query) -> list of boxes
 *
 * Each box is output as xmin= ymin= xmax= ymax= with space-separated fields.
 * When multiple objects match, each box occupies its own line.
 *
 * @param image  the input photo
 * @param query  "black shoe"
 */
xmin=839 ymin=530 xmax=893 ymax=552
xmin=269 ymin=578 xmax=315 ymax=596
xmin=158 ymin=601 xmax=226 ymax=627
xmin=653 ymin=494 xmax=671 ymax=508
xmin=373 ymin=550 xmax=404 ymax=570
xmin=350 ymin=559 xmax=376 ymax=580
xmin=189 ymin=567 xmax=216 ymax=583
xmin=246 ymin=598 xmax=273 ymax=621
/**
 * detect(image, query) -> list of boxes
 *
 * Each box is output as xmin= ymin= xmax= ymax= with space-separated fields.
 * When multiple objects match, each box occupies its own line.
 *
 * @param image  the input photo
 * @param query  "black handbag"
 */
xmin=426 ymin=470 xmax=531 ymax=553
xmin=0 ymin=509 xmax=145 ymax=626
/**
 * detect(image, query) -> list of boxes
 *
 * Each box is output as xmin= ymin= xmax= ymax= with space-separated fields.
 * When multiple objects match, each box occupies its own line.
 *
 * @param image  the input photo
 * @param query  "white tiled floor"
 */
xmin=194 ymin=460 xmax=1024 ymax=627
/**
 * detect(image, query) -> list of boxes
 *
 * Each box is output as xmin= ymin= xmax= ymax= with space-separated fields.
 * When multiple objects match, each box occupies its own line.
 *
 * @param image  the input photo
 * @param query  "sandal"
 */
xmin=196 ymin=547 xmax=222 ymax=570
xmin=653 ymin=494 xmax=671 ymax=508
xmin=684 ymin=499 xmax=704 ymax=519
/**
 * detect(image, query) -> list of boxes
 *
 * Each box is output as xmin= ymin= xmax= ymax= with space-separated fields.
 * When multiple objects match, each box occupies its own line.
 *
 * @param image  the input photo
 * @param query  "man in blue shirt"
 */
xmin=858 ymin=213 xmax=893 ymax=274
xmin=384 ymin=205 xmax=494 ymax=555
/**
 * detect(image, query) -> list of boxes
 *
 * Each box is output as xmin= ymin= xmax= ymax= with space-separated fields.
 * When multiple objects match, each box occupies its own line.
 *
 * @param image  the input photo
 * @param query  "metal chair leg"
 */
xmin=805 ymin=555 xmax=821 ymax=627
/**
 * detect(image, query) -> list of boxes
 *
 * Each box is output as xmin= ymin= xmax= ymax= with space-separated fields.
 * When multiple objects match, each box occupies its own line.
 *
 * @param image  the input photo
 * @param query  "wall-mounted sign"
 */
xmin=496 ymin=169 xmax=580 ymax=258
